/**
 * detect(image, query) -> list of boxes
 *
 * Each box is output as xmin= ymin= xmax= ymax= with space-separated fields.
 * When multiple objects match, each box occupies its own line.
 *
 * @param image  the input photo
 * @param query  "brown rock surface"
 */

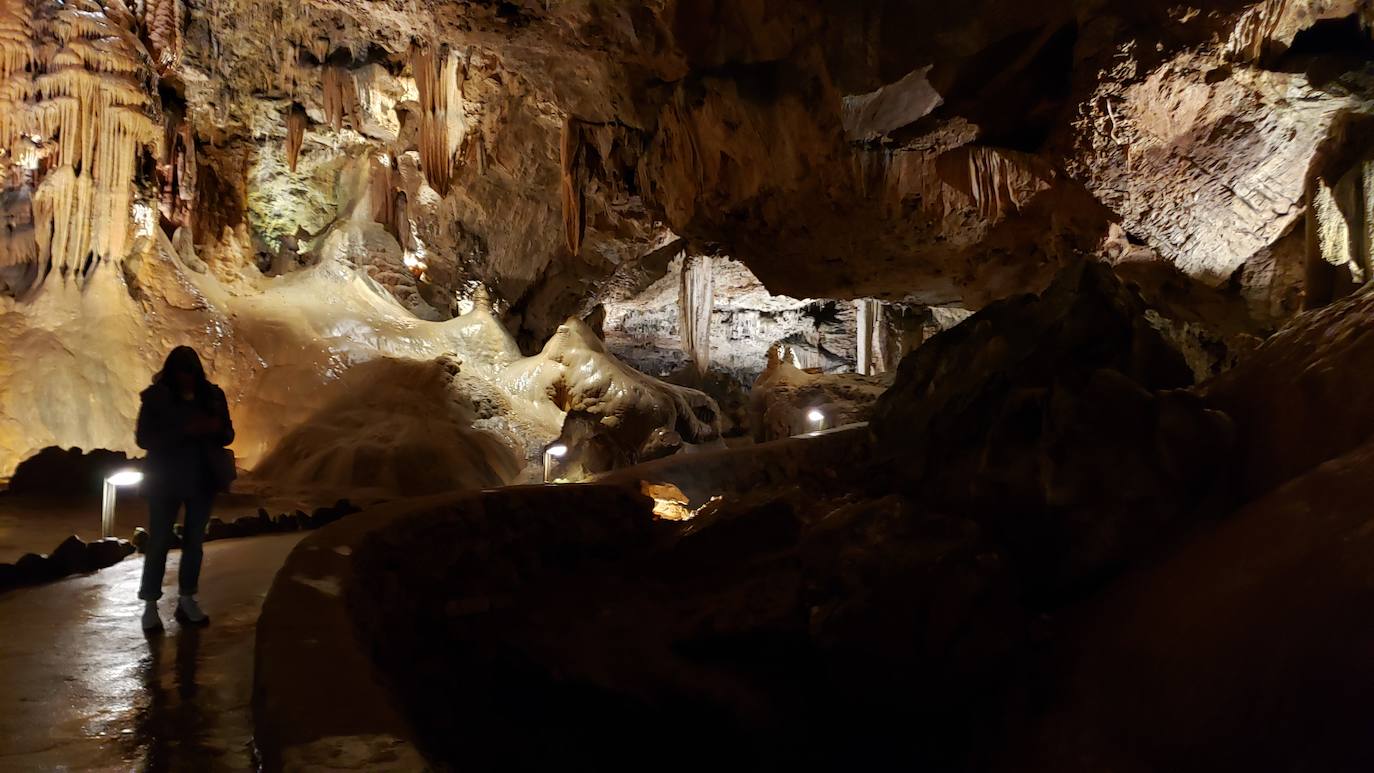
xmin=872 ymin=263 xmax=1233 ymax=594
xmin=1206 ymin=285 xmax=1374 ymax=497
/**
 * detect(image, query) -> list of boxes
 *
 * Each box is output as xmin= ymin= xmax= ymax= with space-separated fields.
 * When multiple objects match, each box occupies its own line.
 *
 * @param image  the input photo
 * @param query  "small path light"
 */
xmin=102 ymin=470 xmax=144 ymax=539
xmin=807 ymin=408 xmax=827 ymax=434
xmin=543 ymin=444 xmax=568 ymax=484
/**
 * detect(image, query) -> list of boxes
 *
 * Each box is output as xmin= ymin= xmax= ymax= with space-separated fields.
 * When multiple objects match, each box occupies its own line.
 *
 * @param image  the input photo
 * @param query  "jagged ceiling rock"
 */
xmin=125 ymin=0 xmax=1373 ymax=332
xmin=1068 ymin=48 xmax=1374 ymax=286
xmin=7 ymin=0 xmax=1369 ymax=315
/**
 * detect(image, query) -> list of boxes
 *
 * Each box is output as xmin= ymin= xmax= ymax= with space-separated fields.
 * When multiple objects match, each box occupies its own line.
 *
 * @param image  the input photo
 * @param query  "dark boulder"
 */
xmin=88 ymin=538 xmax=134 ymax=570
xmin=871 ymin=262 xmax=1232 ymax=597
xmin=49 ymin=535 xmax=90 ymax=576
xmin=206 ymin=517 xmax=236 ymax=541
xmin=234 ymin=515 xmax=263 ymax=537
xmin=14 ymin=552 xmax=57 ymax=584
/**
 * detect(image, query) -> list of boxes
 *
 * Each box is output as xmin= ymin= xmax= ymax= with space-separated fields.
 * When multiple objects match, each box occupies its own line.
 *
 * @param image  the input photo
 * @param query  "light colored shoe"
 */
xmin=141 ymin=601 xmax=163 ymax=632
xmin=175 ymin=595 xmax=209 ymax=626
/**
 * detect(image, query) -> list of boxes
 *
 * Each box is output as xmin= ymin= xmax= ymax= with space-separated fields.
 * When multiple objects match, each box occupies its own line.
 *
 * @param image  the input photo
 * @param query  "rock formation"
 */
xmin=0 ymin=3 xmax=1372 ymax=766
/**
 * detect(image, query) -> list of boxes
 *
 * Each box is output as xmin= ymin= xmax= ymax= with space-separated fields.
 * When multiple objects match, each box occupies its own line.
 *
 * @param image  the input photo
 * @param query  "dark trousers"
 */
xmin=138 ymin=495 xmax=213 ymax=601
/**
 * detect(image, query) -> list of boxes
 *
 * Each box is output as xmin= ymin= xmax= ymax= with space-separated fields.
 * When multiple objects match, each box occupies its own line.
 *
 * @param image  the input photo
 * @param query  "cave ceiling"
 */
xmin=4 ymin=0 xmax=1374 ymax=338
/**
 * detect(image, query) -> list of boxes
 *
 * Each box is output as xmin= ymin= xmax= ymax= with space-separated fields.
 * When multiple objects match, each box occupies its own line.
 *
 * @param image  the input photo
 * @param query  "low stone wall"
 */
xmin=597 ymin=425 xmax=874 ymax=505
xmin=252 ymin=485 xmax=656 ymax=771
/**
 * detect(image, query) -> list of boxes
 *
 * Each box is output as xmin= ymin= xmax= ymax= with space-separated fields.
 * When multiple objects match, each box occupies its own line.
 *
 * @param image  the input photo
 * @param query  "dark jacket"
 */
xmin=135 ymin=382 xmax=235 ymax=499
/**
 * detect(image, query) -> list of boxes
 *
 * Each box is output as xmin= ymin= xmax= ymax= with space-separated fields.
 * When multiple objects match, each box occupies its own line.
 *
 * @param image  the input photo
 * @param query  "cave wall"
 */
xmin=1 ymin=0 xmax=1373 ymax=479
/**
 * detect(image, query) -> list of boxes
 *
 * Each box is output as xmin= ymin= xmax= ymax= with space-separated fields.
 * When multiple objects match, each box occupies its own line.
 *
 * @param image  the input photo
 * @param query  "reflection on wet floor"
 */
xmin=0 ymin=534 xmax=304 ymax=771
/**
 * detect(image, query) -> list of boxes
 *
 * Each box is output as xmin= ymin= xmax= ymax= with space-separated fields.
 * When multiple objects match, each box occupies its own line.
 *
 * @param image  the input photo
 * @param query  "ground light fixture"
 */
xmin=544 ymin=444 xmax=569 ymax=484
xmin=102 ymin=469 xmax=144 ymax=539
xmin=807 ymin=408 xmax=827 ymax=434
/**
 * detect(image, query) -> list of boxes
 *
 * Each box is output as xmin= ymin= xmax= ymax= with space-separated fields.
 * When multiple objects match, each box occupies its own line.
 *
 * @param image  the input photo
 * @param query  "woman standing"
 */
xmin=135 ymin=346 xmax=235 ymax=632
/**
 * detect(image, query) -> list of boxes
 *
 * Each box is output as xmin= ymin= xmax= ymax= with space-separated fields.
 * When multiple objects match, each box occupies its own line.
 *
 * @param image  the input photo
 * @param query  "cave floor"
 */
xmin=0 ymin=533 xmax=304 ymax=771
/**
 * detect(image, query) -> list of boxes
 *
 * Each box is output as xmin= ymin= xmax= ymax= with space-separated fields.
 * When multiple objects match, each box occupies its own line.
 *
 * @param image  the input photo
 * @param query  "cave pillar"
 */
xmin=680 ymin=255 xmax=714 ymax=376
xmin=856 ymin=299 xmax=886 ymax=376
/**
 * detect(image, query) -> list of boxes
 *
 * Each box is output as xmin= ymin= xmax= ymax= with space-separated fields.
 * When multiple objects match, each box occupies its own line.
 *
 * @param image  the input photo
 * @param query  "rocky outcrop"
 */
xmin=1206 ymin=285 xmax=1374 ymax=498
xmin=336 ymin=480 xmax=1020 ymax=770
xmin=872 ymin=263 xmax=1234 ymax=594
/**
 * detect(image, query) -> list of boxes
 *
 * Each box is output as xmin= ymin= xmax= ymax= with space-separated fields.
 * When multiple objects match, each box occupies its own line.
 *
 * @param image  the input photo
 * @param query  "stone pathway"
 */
xmin=0 ymin=534 xmax=304 ymax=771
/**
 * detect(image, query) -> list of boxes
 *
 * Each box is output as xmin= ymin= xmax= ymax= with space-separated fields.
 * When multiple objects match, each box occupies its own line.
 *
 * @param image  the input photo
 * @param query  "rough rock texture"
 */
xmin=1205 ymin=284 xmax=1374 ymax=498
xmin=348 ymin=479 xmax=1022 ymax=771
xmin=1004 ymin=432 xmax=1374 ymax=772
xmin=872 ymin=263 xmax=1234 ymax=595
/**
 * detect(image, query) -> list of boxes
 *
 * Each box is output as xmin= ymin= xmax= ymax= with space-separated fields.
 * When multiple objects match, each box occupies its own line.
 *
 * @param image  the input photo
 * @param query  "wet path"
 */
xmin=0 ymin=534 xmax=304 ymax=771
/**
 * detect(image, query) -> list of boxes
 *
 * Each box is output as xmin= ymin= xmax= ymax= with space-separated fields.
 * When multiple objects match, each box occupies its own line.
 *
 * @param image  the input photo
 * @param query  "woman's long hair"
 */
xmin=154 ymin=346 xmax=210 ymax=393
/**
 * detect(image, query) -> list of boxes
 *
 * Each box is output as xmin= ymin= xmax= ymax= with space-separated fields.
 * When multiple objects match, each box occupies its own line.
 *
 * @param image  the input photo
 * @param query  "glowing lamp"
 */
xmin=543 ymin=444 xmax=569 ymax=484
xmin=107 ymin=471 xmax=144 ymax=487
xmin=807 ymin=409 xmax=827 ymax=434
xmin=101 ymin=470 xmax=144 ymax=539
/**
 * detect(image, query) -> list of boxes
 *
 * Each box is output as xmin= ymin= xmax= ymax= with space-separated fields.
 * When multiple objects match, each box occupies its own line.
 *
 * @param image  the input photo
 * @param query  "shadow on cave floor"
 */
xmin=0 ymin=534 xmax=303 ymax=771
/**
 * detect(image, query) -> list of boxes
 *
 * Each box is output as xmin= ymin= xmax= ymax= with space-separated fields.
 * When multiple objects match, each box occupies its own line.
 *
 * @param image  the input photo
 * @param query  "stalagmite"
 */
xmin=286 ymin=103 xmax=307 ymax=172
xmin=679 ymin=255 xmax=714 ymax=376
xmin=856 ymin=299 xmax=886 ymax=376
xmin=560 ymin=116 xmax=587 ymax=256
xmin=411 ymin=44 xmax=460 ymax=195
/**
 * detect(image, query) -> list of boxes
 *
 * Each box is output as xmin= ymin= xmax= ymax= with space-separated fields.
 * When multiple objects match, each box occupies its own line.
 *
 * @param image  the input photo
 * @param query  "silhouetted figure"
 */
xmin=135 ymin=346 xmax=235 ymax=632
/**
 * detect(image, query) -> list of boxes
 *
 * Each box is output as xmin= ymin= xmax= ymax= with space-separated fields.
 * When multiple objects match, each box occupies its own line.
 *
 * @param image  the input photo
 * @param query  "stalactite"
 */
xmin=679 ymin=255 xmax=714 ymax=376
xmin=1225 ymin=0 xmax=1291 ymax=63
xmin=158 ymin=105 xmax=194 ymax=231
xmin=140 ymin=0 xmax=183 ymax=75
xmin=560 ymin=116 xmax=586 ymax=256
xmin=370 ymin=152 xmax=400 ymax=240
xmin=393 ymin=190 xmax=413 ymax=253
xmin=856 ymin=299 xmax=887 ymax=376
xmin=935 ymin=146 xmax=1049 ymax=223
xmin=322 ymin=63 xmax=351 ymax=132
xmin=1 ymin=0 xmax=36 ymax=197
xmin=411 ymin=44 xmax=462 ymax=195
xmin=1 ymin=0 xmax=160 ymax=281
xmin=1 ymin=189 xmax=36 ymax=268
xmin=285 ymin=103 xmax=307 ymax=172
xmin=308 ymin=36 xmax=329 ymax=65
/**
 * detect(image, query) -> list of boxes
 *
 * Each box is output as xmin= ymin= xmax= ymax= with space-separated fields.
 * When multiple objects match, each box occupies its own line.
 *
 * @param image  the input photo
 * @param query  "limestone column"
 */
xmin=856 ymin=298 xmax=885 ymax=376
xmin=680 ymin=255 xmax=714 ymax=376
